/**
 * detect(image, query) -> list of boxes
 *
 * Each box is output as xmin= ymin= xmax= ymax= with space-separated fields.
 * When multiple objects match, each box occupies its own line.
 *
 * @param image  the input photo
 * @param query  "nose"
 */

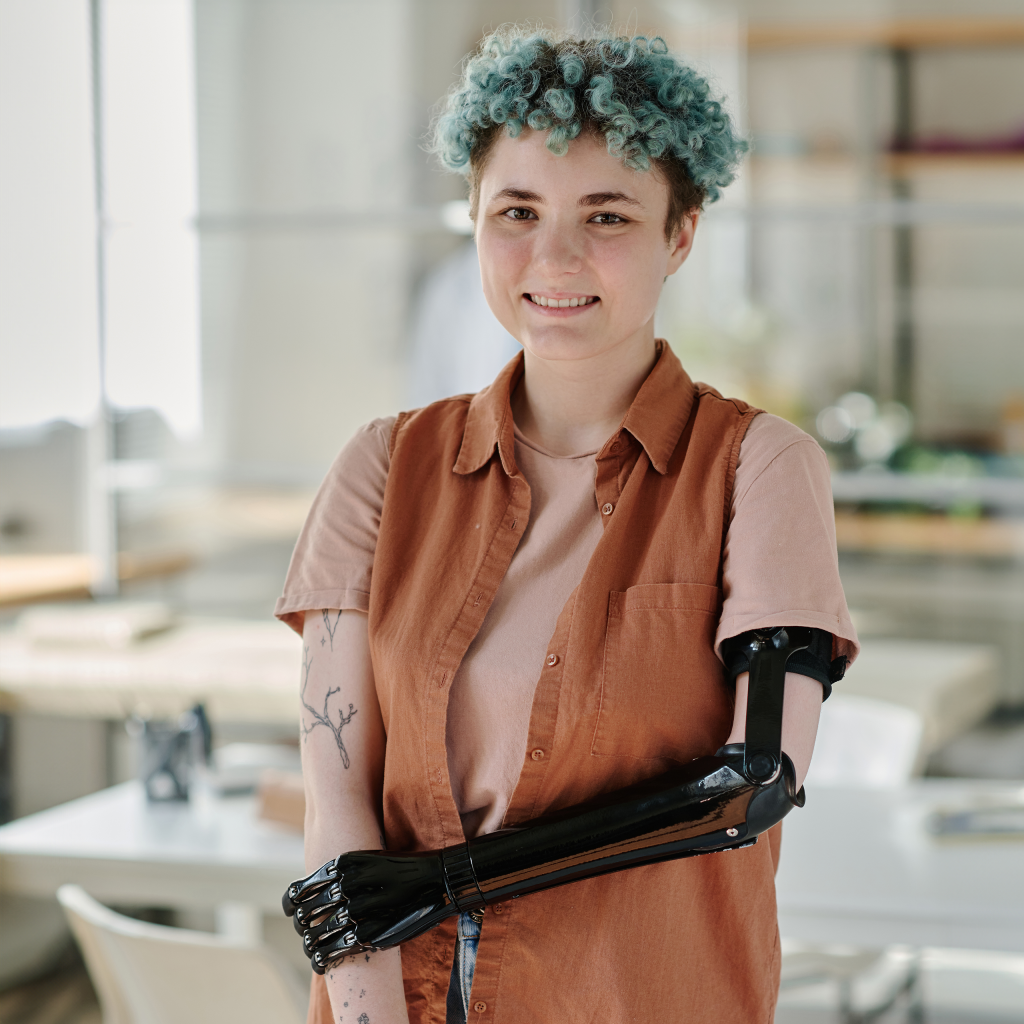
xmin=533 ymin=217 xmax=584 ymax=276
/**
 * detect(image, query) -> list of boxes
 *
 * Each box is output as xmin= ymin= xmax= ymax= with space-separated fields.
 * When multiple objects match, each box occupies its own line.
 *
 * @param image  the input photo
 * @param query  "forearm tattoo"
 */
xmin=327 ymin=976 xmax=372 ymax=1023
xmin=300 ymin=644 xmax=358 ymax=768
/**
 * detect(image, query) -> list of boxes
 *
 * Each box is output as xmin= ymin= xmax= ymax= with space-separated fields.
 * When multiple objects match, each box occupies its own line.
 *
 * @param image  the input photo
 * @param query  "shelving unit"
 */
xmin=747 ymin=18 xmax=1024 ymax=51
xmin=743 ymin=16 xmax=1024 ymax=442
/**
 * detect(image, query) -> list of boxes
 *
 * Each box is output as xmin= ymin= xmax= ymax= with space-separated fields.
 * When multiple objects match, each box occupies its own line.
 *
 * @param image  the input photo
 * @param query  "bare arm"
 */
xmin=726 ymin=671 xmax=822 ymax=790
xmin=300 ymin=609 xmax=409 ymax=1024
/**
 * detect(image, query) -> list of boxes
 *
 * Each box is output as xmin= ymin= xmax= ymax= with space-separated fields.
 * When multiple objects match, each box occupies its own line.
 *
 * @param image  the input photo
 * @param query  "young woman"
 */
xmin=276 ymin=30 xmax=857 ymax=1024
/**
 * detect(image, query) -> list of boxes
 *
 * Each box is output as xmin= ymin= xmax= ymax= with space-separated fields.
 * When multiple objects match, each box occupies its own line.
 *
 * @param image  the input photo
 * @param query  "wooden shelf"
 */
xmin=0 ymin=551 xmax=192 ymax=607
xmin=748 ymin=18 xmax=1024 ymax=51
xmin=834 ymin=512 xmax=1024 ymax=559
xmin=885 ymin=151 xmax=1024 ymax=175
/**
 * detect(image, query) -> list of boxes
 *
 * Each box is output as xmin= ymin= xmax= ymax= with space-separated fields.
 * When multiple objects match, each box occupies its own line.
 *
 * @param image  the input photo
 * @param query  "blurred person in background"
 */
xmin=409 ymin=239 xmax=520 ymax=406
xmin=276 ymin=27 xmax=858 ymax=1024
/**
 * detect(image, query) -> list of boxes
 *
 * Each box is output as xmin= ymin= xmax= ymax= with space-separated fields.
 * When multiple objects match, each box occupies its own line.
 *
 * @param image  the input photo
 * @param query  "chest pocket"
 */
xmin=591 ymin=582 xmax=730 ymax=762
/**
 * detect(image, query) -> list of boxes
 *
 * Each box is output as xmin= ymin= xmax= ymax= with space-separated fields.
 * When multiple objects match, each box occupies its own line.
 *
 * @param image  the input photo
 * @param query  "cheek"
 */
xmin=593 ymin=237 xmax=666 ymax=312
xmin=477 ymin=232 xmax=529 ymax=298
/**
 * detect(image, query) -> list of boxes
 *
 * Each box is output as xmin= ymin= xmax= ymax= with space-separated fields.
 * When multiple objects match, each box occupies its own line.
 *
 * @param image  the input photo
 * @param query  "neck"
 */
xmin=511 ymin=328 xmax=659 ymax=456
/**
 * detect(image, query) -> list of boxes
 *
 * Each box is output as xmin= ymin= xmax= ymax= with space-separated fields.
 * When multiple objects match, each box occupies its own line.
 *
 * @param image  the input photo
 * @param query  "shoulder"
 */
xmin=310 ymin=415 xmax=398 ymax=517
xmin=390 ymin=393 xmax=477 ymax=460
xmin=735 ymin=413 xmax=830 ymax=504
xmin=328 ymin=415 xmax=396 ymax=483
xmin=275 ymin=417 xmax=398 ymax=632
xmin=393 ymin=394 xmax=473 ymax=430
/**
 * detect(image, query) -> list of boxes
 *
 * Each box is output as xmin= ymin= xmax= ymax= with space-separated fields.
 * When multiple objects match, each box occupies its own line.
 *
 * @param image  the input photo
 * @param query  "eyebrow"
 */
xmin=487 ymin=187 xmax=643 ymax=208
xmin=578 ymin=191 xmax=643 ymax=208
xmin=489 ymin=187 xmax=544 ymax=204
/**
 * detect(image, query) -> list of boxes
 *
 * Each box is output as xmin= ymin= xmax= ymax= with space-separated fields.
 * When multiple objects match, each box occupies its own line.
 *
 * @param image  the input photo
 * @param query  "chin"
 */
xmin=521 ymin=329 xmax=611 ymax=363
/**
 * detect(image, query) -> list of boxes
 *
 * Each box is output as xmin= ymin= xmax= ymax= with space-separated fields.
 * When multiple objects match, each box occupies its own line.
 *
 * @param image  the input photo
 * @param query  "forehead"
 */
xmin=479 ymin=130 xmax=667 ymax=208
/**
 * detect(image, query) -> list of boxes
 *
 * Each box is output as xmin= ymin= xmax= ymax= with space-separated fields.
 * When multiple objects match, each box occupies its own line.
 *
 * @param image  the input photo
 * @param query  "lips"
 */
xmin=525 ymin=294 xmax=598 ymax=308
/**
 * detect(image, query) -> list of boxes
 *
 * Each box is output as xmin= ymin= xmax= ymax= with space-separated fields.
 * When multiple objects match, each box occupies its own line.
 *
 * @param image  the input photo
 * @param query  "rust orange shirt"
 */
xmin=304 ymin=344 xmax=796 ymax=1023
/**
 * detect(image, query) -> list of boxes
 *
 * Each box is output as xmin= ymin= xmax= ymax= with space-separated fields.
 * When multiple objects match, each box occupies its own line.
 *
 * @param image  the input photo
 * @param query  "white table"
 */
xmin=777 ymin=780 xmax=1024 ymax=953
xmin=0 ymin=781 xmax=304 ymax=942
xmin=0 ymin=619 xmax=302 ymax=722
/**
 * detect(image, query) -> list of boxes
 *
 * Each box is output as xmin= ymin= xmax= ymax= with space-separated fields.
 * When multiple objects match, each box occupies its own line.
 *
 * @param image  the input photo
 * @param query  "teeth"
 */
xmin=529 ymin=295 xmax=595 ymax=308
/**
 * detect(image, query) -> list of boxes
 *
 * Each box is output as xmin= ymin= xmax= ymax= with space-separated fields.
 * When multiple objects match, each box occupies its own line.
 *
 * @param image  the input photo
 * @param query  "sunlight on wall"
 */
xmin=0 ymin=0 xmax=101 ymax=430
xmin=101 ymin=0 xmax=201 ymax=438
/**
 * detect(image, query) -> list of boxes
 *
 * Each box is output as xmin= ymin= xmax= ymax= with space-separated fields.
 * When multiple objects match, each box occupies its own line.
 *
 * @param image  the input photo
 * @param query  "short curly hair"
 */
xmin=431 ymin=29 xmax=747 ymax=238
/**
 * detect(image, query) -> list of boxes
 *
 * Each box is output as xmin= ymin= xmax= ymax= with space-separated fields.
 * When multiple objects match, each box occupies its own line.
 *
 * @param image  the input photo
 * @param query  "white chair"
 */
xmin=779 ymin=940 xmax=923 ymax=1024
xmin=57 ymin=885 xmax=308 ymax=1024
xmin=805 ymin=694 xmax=925 ymax=788
xmin=782 ymin=696 xmax=927 ymax=1021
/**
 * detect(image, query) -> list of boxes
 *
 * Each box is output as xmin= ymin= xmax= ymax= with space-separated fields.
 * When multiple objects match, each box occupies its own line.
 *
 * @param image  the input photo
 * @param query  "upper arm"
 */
xmin=718 ymin=414 xmax=859 ymax=665
xmin=275 ymin=417 xmax=394 ymax=633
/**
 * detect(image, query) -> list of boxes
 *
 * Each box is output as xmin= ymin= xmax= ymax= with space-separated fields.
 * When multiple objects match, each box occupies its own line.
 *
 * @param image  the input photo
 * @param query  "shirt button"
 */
xmin=492 ymin=904 xmax=503 ymax=914
xmin=601 ymin=502 xmax=614 ymax=515
xmin=531 ymin=748 xmax=545 ymax=761
xmin=545 ymin=653 xmax=559 ymax=667
xmin=474 ymin=1002 xmax=487 ymax=1013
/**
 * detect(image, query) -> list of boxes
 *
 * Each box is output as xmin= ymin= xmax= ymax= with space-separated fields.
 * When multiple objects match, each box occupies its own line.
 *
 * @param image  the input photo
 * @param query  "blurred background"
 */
xmin=1 ymin=1 xmax=1023 ymax=1022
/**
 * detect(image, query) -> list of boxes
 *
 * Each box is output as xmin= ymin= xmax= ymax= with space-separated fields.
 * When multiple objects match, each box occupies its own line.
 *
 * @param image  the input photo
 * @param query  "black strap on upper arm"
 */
xmin=722 ymin=627 xmax=846 ymax=700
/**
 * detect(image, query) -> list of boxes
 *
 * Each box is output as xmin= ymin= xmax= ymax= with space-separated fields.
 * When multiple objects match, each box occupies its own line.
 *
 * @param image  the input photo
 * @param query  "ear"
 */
xmin=664 ymin=212 xmax=699 ymax=279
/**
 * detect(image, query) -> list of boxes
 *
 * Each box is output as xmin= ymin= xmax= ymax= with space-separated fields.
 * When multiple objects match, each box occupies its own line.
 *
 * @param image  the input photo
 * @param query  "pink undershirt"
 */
xmin=277 ymin=412 xmax=858 ymax=837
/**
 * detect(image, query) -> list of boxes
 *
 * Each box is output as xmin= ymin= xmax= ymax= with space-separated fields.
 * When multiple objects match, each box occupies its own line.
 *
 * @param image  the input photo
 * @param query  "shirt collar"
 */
xmin=453 ymin=352 xmax=525 ymax=476
xmin=618 ymin=341 xmax=696 ymax=474
xmin=453 ymin=341 xmax=695 ymax=477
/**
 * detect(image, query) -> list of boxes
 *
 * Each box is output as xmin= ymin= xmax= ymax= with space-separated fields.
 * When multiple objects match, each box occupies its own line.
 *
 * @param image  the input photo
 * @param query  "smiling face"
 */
xmin=474 ymin=130 xmax=697 ymax=370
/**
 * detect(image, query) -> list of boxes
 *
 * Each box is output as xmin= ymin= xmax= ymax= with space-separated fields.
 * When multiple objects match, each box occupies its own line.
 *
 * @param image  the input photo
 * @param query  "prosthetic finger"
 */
xmin=292 ymin=880 xmax=345 ymax=934
xmin=308 ymin=924 xmax=362 ymax=969
xmin=302 ymin=906 xmax=352 ymax=956
xmin=284 ymin=626 xmax=817 ymax=966
xmin=282 ymin=857 xmax=340 ymax=916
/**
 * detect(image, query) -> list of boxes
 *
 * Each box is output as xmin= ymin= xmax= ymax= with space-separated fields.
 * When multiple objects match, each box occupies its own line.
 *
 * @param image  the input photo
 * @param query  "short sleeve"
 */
xmin=716 ymin=413 xmax=859 ymax=667
xmin=274 ymin=417 xmax=395 ymax=634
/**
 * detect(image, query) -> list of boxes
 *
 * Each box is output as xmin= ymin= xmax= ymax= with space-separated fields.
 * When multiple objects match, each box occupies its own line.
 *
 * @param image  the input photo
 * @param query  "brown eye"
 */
xmin=503 ymin=207 xmax=536 ymax=221
xmin=591 ymin=212 xmax=625 ymax=225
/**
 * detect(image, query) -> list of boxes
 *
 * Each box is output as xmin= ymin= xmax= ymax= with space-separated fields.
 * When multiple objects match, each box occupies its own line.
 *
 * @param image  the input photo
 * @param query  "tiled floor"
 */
xmin=0 ymin=951 xmax=100 ymax=1024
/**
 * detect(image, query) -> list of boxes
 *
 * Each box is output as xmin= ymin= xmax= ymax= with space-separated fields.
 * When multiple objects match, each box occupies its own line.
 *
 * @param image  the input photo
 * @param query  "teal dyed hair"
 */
xmin=432 ymin=29 xmax=747 ymax=208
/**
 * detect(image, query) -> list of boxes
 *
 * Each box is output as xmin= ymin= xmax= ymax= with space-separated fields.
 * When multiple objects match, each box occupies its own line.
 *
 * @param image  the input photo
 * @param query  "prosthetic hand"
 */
xmin=284 ymin=626 xmax=815 ymax=974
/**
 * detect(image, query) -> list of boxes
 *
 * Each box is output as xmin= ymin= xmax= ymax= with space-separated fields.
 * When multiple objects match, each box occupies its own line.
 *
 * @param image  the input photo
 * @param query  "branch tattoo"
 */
xmin=300 ymin=644 xmax=357 ymax=768
xmin=322 ymin=609 xmax=342 ymax=649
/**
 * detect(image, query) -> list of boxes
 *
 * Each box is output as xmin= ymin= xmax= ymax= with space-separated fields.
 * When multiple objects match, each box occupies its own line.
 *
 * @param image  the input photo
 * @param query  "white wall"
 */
xmin=196 ymin=0 xmax=417 ymax=483
xmin=0 ymin=0 xmax=101 ymax=432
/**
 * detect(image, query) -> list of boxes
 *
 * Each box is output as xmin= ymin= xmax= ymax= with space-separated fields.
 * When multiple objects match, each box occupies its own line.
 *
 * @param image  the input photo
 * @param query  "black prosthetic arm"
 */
xmin=283 ymin=626 xmax=812 ymax=974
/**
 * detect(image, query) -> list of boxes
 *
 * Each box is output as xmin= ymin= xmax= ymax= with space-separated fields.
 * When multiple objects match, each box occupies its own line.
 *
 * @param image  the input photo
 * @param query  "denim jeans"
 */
xmin=445 ymin=911 xmax=482 ymax=1024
